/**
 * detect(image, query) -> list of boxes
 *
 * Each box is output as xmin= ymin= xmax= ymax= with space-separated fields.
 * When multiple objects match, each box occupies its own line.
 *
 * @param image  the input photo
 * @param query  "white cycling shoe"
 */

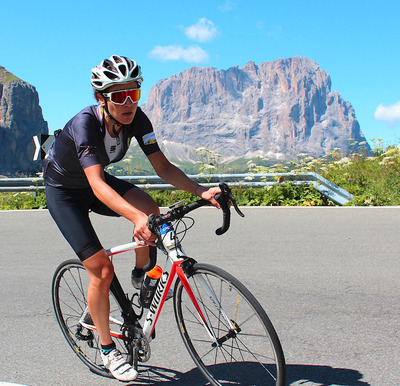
xmin=101 ymin=348 xmax=138 ymax=382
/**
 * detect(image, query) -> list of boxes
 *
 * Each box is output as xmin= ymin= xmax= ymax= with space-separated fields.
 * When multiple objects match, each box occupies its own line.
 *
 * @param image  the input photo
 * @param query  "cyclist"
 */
xmin=44 ymin=54 xmax=221 ymax=382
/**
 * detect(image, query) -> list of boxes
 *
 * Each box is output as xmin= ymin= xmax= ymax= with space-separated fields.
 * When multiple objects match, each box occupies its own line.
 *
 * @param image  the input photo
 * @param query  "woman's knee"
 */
xmin=83 ymin=250 xmax=114 ymax=284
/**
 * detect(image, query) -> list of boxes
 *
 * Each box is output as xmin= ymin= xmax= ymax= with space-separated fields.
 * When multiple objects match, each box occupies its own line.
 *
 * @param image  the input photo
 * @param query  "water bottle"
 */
xmin=140 ymin=265 xmax=163 ymax=308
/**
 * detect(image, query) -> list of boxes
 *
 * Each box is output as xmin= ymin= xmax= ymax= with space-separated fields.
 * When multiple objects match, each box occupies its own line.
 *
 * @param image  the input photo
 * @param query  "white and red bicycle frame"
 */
xmin=86 ymin=223 xmax=235 ymax=345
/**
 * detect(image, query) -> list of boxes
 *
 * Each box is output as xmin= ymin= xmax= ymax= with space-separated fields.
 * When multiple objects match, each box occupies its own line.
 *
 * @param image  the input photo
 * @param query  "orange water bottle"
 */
xmin=140 ymin=265 xmax=163 ymax=308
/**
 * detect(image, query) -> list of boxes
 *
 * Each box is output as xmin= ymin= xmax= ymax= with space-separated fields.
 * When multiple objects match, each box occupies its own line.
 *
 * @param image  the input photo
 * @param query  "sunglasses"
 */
xmin=102 ymin=88 xmax=141 ymax=105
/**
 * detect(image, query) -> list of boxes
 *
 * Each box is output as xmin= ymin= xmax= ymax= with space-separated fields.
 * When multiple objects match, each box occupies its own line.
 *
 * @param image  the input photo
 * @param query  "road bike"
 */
xmin=51 ymin=183 xmax=286 ymax=385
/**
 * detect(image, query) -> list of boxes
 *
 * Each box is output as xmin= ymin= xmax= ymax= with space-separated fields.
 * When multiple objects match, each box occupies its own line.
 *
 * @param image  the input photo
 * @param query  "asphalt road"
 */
xmin=0 ymin=207 xmax=399 ymax=385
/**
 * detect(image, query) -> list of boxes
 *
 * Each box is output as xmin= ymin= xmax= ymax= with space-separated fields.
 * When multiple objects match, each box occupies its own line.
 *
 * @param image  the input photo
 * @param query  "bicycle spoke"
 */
xmin=59 ymin=279 xmax=85 ymax=306
xmin=174 ymin=263 xmax=285 ymax=385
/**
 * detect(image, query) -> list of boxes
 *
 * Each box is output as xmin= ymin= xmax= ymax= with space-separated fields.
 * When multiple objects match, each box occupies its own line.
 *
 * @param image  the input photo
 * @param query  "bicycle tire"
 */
xmin=173 ymin=263 xmax=286 ymax=386
xmin=51 ymin=259 xmax=131 ymax=378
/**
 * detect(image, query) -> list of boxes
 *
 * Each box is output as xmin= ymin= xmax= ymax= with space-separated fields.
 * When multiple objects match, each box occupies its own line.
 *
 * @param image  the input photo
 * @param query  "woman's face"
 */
xmin=101 ymin=80 xmax=140 ymax=125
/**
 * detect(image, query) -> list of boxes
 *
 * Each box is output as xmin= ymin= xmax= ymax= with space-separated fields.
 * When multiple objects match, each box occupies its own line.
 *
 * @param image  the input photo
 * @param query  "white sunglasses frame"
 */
xmin=102 ymin=88 xmax=141 ymax=105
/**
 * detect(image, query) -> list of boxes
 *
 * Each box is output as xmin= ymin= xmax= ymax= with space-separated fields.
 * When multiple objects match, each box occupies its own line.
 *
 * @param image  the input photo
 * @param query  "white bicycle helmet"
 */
xmin=91 ymin=55 xmax=143 ymax=91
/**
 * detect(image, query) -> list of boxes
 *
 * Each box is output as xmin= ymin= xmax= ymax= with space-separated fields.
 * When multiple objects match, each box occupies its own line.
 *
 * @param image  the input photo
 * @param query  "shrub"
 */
xmin=0 ymin=192 xmax=47 ymax=210
xmin=3 ymin=140 xmax=400 ymax=209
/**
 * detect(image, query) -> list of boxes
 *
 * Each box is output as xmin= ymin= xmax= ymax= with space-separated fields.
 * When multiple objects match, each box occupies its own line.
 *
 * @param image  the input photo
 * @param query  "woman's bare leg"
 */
xmin=82 ymin=249 xmax=114 ymax=345
xmin=123 ymin=187 xmax=160 ymax=268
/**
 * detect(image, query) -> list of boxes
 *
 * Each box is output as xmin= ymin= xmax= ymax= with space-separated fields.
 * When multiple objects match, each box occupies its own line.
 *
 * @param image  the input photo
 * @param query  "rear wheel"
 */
xmin=51 ymin=259 xmax=133 ymax=377
xmin=173 ymin=263 xmax=286 ymax=385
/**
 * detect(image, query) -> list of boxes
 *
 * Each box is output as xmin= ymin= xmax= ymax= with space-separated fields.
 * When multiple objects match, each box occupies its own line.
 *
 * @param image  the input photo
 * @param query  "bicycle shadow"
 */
xmin=129 ymin=363 xmax=370 ymax=385
xmin=286 ymin=364 xmax=370 ymax=385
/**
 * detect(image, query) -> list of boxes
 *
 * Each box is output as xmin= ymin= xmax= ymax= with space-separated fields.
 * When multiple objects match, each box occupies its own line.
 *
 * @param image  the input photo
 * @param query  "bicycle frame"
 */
xmin=76 ymin=186 xmax=247 ymax=353
xmin=83 ymin=226 xmax=226 ymax=347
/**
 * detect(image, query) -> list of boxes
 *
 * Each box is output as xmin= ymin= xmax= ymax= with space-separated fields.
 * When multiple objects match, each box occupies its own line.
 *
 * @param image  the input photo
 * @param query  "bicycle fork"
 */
xmin=187 ymin=269 xmax=241 ymax=347
xmin=176 ymin=260 xmax=240 ymax=347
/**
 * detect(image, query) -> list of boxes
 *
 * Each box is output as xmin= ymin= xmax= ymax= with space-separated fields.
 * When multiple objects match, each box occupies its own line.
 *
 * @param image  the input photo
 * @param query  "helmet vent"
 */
xmin=104 ymin=70 xmax=119 ymax=80
xmin=113 ymin=55 xmax=123 ymax=64
xmin=131 ymin=66 xmax=139 ymax=78
xmin=118 ymin=64 xmax=127 ymax=76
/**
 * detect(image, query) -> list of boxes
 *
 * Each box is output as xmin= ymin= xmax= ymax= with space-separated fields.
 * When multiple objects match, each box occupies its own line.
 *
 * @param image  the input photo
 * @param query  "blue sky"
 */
xmin=1 ymin=0 xmax=399 ymax=147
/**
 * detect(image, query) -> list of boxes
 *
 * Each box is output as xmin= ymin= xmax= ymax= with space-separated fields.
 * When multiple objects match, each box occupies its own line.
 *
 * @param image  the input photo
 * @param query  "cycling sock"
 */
xmin=101 ymin=342 xmax=116 ymax=355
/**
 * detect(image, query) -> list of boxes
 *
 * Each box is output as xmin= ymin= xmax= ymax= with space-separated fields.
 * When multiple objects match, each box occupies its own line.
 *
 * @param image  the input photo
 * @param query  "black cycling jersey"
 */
xmin=43 ymin=105 xmax=160 ymax=189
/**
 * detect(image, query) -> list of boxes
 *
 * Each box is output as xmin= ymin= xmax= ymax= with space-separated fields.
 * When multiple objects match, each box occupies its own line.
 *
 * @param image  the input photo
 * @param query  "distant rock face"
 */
xmin=141 ymin=57 xmax=370 ymax=161
xmin=0 ymin=66 xmax=48 ymax=176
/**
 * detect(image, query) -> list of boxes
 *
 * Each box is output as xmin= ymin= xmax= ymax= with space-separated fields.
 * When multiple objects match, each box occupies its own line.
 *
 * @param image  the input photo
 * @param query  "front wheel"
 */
xmin=173 ymin=263 xmax=286 ymax=385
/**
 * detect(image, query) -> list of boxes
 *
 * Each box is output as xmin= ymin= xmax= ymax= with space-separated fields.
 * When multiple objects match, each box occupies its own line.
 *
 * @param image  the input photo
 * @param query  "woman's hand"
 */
xmin=133 ymin=213 xmax=156 ymax=246
xmin=196 ymin=186 xmax=222 ymax=208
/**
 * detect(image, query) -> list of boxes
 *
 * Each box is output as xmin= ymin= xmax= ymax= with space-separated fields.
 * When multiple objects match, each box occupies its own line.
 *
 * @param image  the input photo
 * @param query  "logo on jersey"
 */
xmin=142 ymin=132 xmax=157 ymax=146
xmin=82 ymin=146 xmax=97 ymax=157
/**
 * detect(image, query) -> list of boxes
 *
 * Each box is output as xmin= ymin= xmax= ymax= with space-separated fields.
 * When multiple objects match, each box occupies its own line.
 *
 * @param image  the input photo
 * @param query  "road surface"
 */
xmin=0 ymin=207 xmax=399 ymax=385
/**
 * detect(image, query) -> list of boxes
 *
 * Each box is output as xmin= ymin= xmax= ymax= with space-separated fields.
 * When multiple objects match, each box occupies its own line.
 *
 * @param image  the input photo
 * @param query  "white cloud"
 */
xmin=219 ymin=0 xmax=236 ymax=12
xmin=184 ymin=18 xmax=218 ymax=43
xmin=256 ymin=21 xmax=265 ymax=30
xmin=374 ymin=101 xmax=400 ymax=126
xmin=148 ymin=44 xmax=209 ymax=63
xmin=267 ymin=25 xmax=283 ymax=37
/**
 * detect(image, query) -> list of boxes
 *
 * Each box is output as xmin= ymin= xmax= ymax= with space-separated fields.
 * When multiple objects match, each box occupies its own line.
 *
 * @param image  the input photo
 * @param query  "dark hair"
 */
xmin=93 ymin=89 xmax=104 ymax=102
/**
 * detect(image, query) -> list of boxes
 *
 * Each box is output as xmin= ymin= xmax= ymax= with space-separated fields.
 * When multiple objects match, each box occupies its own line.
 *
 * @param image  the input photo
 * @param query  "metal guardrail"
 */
xmin=0 ymin=173 xmax=353 ymax=205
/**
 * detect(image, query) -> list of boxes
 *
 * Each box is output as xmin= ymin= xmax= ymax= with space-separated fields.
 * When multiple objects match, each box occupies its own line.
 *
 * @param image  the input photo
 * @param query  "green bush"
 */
xmin=146 ymin=184 xmax=333 ymax=208
xmin=3 ymin=140 xmax=400 ymax=209
xmin=294 ymin=142 xmax=400 ymax=206
xmin=245 ymin=140 xmax=400 ymax=206
xmin=0 ymin=192 xmax=47 ymax=210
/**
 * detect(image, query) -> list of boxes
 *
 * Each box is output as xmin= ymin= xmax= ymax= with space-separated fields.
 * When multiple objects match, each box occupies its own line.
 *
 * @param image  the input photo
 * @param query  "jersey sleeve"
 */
xmin=72 ymin=108 xmax=104 ymax=169
xmin=133 ymin=108 xmax=161 ymax=156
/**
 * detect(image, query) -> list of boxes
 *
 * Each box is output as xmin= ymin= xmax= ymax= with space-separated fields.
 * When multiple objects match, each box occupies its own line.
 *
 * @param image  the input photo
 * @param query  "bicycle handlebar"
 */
xmin=144 ymin=184 xmax=244 ymax=272
xmin=148 ymin=183 xmax=244 ymax=236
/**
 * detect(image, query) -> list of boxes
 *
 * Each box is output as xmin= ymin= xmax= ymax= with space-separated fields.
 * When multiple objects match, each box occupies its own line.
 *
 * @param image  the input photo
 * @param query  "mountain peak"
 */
xmin=141 ymin=57 xmax=369 ymax=161
xmin=0 ymin=65 xmax=48 ymax=176
xmin=0 ymin=66 xmax=21 ymax=84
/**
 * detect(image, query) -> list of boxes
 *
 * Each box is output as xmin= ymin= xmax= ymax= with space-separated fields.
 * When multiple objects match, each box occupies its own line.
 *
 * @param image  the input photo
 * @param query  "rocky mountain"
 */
xmin=141 ymin=57 xmax=370 ymax=162
xmin=0 ymin=66 xmax=48 ymax=176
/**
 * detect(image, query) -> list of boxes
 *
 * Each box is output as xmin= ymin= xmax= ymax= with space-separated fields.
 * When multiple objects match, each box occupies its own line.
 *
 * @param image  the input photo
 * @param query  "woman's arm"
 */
xmin=147 ymin=151 xmax=221 ymax=207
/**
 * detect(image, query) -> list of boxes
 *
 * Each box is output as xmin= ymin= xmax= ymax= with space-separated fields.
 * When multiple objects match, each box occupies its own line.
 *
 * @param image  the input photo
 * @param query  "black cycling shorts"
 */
xmin=46 ymin=173 xmax=135 ymax=261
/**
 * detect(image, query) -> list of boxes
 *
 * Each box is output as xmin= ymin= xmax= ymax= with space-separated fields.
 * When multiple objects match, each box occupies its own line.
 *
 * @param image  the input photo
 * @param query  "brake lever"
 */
xmin=218 ymin=183 xmax=245 ymax=218
xmin=229 ymin=192 xmax=245 ymax=218
xmin=147 ymin=213 xmax=157 ymax=235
